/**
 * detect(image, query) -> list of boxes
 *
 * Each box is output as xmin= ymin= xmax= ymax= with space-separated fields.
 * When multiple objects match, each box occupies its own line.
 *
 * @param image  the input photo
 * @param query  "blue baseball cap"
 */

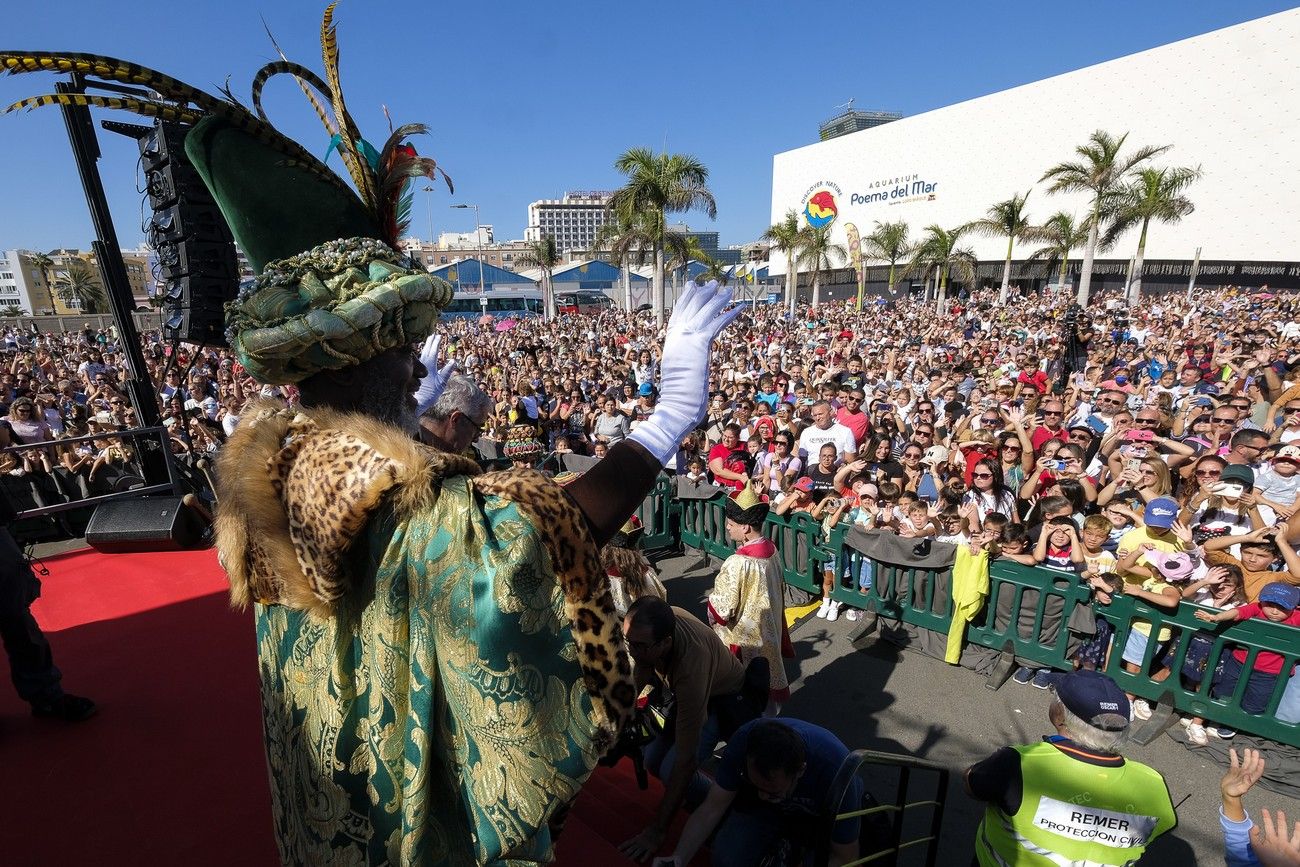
xmin=1143 ymin=497 xmax=1179 ymax=530
xmin=637 ymin=382 xmax=654 ymax=397
xmin=1046 ymin=670 xmax=1131 ymax=731
xmin=1259 ymin=582 xmax=1300 ymax=611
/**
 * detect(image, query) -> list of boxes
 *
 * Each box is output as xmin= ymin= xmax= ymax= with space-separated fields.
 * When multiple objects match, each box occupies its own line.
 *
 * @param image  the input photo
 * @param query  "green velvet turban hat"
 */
xmin=185 ymin=118 xmax=450 ymax=385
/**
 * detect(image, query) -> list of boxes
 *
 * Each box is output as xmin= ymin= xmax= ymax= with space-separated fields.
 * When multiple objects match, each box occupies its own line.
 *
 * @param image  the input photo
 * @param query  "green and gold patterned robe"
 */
xmin=215 ymin=401 xmax=633 ymax=865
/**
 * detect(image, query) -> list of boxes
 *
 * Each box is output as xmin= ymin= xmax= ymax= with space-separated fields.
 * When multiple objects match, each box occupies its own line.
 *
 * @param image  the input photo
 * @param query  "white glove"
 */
xmin=412 ymin=333 xmax=458 ymax=417
xmin=629 ymin=281 xmax=742 ymax=465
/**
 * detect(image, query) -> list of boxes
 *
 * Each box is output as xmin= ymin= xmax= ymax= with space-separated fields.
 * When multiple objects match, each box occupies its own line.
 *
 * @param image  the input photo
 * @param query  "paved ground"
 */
xmin=651 ymin=549 xmax=1300 ymax=866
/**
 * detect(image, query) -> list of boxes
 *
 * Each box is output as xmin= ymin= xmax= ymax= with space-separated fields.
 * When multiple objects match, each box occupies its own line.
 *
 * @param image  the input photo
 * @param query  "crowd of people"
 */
xmin=443 ymin=282 xmax=1300 ymax=742
xmin=7 ymin=284 xmax=1300 ymax=683
xmin=4 ymin=280 xmax=1300 ymax=861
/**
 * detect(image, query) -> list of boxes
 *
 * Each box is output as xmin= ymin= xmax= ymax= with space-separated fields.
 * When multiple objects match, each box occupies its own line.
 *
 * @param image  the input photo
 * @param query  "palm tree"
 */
xmin=667 ymin=234 xmax=710 ymax=299
xmin=795 ymin=224 xmax=846 ymax=309
xmin=762 ymin=209 xmax=802 ymax=318
xmin=608 ymin=148 xmax=717 ymax=327
xmin=860 ymin=221 xmax=910 ymax=300
xmin=1026 ymin=211 xmax=1090 ymax=289
xmin=29 ymin=252 xmax=53 ymax=296
xmin=967 ymin=192 xmax=1033 ymax=305
xmin=592 ymin=210 xmax=655 ymax=311
xmin=1041 ymin=130 xmax=1170 ymax=306
xmin=699 ymin=258 xmax=729 ymax=286
xmin=0 ymin=304 xmax=26 ymax=318
xmin=55 ymin=260 xmax=108 ymax=313
xmin=516 ymin=236 xmax=561 ymax=321
xmin=907 ymin=224 xmax=978 ymax=314
xmin=1101 ymin=166 xmax=1200 ymax=308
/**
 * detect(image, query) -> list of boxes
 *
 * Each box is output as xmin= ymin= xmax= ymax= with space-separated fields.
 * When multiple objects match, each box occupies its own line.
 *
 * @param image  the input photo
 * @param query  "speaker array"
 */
xmin=137 ymin=121 xmax=239 ymax=346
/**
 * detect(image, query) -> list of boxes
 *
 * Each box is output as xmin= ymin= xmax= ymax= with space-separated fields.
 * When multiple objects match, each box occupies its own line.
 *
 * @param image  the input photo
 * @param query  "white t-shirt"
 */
xmin=1256 ymin=466 xmax=1300 ymax=507
xmin=798 ymin=422 xmax=857 ymax=462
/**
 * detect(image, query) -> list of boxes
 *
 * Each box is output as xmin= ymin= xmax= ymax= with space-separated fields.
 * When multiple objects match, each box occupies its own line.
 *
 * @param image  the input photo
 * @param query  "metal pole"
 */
xmin=1186 ymin=246 xmax=1202 ymax=301
xmin=474 ymin=204 xmax=484 ymax=294
xmin=55 ymin=77 xmax=161 ymax=431
xmin=424 ymin=186 xmax=435 ymax=246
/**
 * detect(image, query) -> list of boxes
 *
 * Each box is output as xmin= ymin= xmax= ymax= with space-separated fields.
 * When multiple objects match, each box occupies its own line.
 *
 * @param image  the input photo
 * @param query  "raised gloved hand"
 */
xmin=629 ymin=280 xmax=742 ymax=465
xmin=412 ymin=333 xmax=458 ymax=417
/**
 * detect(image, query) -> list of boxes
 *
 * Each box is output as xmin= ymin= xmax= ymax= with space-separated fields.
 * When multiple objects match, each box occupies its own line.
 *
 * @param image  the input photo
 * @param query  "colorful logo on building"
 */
xmin=801 ymin=182 xmax=842 ymax=229
xmin=804 ymin=191 xmax=838 ymax=228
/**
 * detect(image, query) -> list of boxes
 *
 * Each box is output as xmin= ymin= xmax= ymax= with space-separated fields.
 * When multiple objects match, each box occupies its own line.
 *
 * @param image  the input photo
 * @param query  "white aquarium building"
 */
xmin=770 ymin=8 xmax=1300 ymax=300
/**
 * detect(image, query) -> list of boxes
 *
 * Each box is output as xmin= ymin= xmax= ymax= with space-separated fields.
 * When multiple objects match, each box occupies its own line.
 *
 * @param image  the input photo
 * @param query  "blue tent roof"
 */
xmin=683 ymin=260 xmax=709 ymax=280
xmin=427 ymin=258 xmax=534 ymax=288
xmin=552 ymin=260 xmax=649 ymax=283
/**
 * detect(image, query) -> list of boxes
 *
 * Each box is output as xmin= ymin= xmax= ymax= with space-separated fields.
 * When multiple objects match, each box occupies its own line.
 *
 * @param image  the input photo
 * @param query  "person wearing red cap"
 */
xmin=966 ymin=670 xmax=1177 ymax=866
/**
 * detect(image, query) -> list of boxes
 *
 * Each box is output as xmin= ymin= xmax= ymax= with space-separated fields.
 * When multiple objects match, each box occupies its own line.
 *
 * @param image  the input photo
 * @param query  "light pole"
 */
xmin=450 ymin=203 xmax=484 ymax=293
xmin=423 ymin=186 xmax=435 ymax=246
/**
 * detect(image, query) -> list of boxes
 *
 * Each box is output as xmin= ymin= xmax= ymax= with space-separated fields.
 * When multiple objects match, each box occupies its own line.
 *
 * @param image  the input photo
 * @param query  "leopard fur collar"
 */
xmin=213 ymin=399 xmax=633 ymax=738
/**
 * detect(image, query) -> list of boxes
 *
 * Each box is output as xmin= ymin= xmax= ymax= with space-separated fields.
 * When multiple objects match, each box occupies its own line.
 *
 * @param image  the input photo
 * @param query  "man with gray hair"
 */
xmin=419 ymin=373 xmax=492 ymax=456
xmin=965 ymin=670 xmax=1176 ymax=866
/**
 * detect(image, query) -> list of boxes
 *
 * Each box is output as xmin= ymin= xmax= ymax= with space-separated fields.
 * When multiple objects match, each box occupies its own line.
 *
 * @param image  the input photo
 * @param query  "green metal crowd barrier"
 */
xmin=821 ymin=534 xmax=1300 ymax=748
xmin=677 ymin=493 xmax=732 ymax=561
xmin=761 ymin=511 xmax=835 ymax=596
xmin=633 ymin=475 xmax=678 ymax=551
xmin=633 ymin=476 xmax=1300 ymax=748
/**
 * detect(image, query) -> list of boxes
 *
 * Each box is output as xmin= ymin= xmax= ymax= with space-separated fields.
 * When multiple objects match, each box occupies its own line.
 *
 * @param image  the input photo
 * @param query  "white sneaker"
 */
xmin=1131 ymin=699 xmax=1153 ymax=721
xmin=1186 ymin=723 xmax=1208 ymax=747
xmin=844 ymin=608 xmax=861 ymax=622
xmin=816 ymin=599 xmax=832 ymax=619
xmin=825 ymin=601 xmax=842 ymax=622
xmin=1178 ymin=717 xmax=1192 ymax=728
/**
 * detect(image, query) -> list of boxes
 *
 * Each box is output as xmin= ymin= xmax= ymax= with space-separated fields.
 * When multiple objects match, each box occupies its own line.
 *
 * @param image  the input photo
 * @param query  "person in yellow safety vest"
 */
xmin=964 ymin=670 xmax=1177 ymax=866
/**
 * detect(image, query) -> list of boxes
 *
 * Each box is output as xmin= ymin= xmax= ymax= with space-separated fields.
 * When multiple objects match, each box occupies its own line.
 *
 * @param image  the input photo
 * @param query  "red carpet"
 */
xmin=0 ymin=547 xmax=700 ymax=866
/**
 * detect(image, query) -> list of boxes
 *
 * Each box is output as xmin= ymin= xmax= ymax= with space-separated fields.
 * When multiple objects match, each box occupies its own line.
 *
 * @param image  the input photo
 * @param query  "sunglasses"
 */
xmin=1136 ymin=417 xmax=1160 ymax=424
xmin=1285 ymin=407 xmax=1300 ymax=414
xmin=971 ymin=472 xmax=994 ymax=480
xmin=1042 ymin=410 xmax=1063 ymax=416
xmin=903 ymin=451 xmax=923 ymax=458
xmin=1195 ymin=469 xmax=1222 ymax=478
xmin=1212 ymin=418 xmax=1236 ymax=424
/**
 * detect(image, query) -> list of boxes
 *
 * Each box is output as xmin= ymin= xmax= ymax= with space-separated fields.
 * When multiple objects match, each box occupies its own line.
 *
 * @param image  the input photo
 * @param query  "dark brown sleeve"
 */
xmin=564 ymin=439 xmax=663 ymax=547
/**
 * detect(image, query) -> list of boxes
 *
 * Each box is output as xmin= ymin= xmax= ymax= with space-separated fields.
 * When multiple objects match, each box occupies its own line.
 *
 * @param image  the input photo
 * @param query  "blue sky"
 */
xmin=1 ymin=0 xmax=1293 ymax=253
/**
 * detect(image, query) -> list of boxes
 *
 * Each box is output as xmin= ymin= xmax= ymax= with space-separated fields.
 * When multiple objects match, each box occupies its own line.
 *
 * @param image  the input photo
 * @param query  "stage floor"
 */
xmin=0 ymin=546 xmax=694 ymax=865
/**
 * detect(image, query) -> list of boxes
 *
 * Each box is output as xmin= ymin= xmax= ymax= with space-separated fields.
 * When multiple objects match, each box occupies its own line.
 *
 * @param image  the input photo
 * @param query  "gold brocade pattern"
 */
xmin=253 ymin=478 xmax=616 ymax=865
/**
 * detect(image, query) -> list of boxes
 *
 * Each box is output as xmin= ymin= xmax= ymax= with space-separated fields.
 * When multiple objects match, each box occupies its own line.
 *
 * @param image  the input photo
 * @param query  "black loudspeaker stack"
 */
xmin=85 ymin=497 xmax=205 ymax=554
xmin=136 ymin=120 xmax=240 ymax=347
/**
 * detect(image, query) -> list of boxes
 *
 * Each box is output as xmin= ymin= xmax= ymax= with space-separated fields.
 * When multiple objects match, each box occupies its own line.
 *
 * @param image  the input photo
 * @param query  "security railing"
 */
xmin=815 ymin=749 xmax=950 ymax=867
xmin=633 ymin=476 xmax=1300 ymax=748
xmin=3 ymin=426 xmax=180 ymax=523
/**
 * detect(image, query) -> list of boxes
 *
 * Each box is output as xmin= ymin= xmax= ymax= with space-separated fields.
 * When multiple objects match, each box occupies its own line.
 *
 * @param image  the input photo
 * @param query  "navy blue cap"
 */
xmin=1259 ymin=582 xmax=1300 ymax=611
xmin=1046 ymin=670 xmax=1131 ymax=731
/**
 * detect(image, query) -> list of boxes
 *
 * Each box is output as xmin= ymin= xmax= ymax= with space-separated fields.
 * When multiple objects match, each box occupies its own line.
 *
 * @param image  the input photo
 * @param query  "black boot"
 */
xmin=31 ymin=693 xmax=97 ymax=722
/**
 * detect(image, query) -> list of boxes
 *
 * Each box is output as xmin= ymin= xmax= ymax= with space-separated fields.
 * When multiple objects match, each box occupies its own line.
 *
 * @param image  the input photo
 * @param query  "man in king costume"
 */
xmin=708 ymin=487 xmax=791 ymax=709
xmin=1 ymin=13 xmax=741 ymax=864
